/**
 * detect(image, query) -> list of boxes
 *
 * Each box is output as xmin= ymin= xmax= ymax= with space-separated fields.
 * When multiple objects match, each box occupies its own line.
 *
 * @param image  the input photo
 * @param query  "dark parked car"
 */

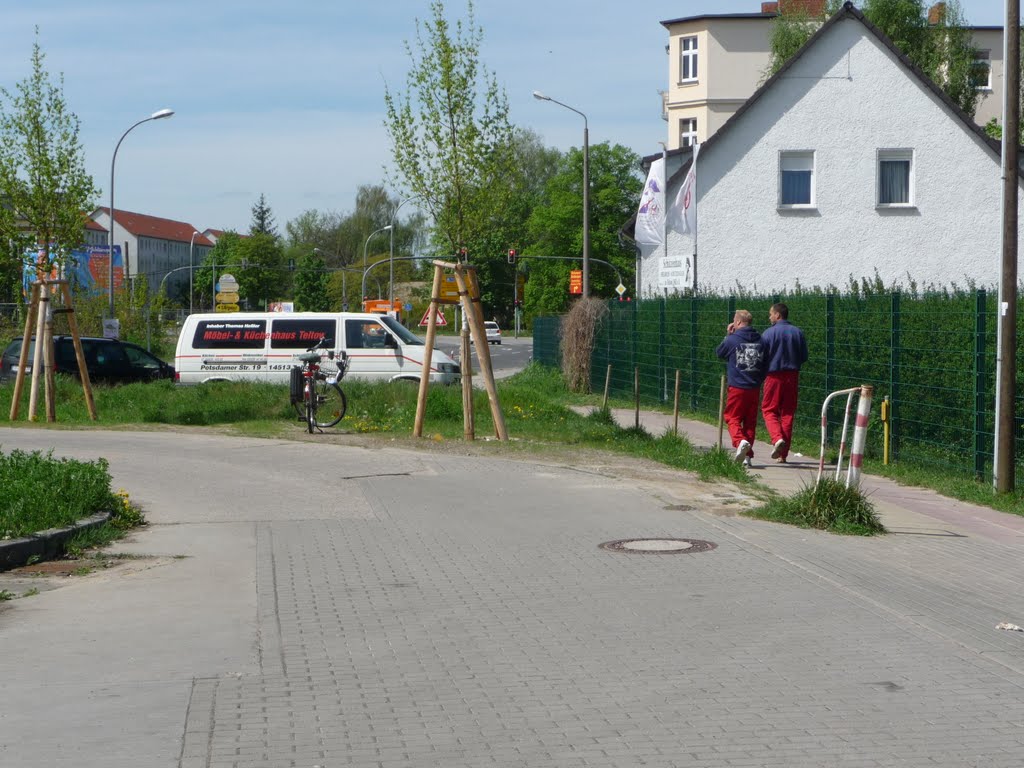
xmin=0 ymin=336 xmax=175 ymax=385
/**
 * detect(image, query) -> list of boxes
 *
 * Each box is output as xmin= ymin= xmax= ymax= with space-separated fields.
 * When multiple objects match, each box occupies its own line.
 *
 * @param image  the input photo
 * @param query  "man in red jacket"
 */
xmin=760 ymin=303 xmax=808 ymax=463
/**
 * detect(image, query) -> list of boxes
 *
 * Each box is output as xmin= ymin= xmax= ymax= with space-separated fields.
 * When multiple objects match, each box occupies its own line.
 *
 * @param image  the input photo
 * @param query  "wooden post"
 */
xmin=634 ymin=366 xmax=640 ymax=429
xmin=461 ymin=305 xmax=474 ymax=440
xmin=9 ymin=282 xmax=40 ymax=421
xmin=413 ymin=263 xmax=444 ymax=437
xmin=673 ymin=370 xmax=681 ymax=435
xmin=602 ymin=364 xmax=611 ymax=409
xmin=59 ymin=281 xmax=97 ymax=420
xmin=717 ymin=374 xmax=727 ymax=450
xmin=454 ymin=264 xmax=507 ymax=440
xmin=42 ymin=282 xmax=57 ymax=422
xmin=28 ymin=282 xmax=49 ymax=421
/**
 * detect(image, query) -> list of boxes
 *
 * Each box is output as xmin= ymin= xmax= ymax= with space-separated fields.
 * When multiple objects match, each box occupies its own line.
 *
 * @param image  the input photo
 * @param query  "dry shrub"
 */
xmin=561 ymin=297 xmax=608 ymax=393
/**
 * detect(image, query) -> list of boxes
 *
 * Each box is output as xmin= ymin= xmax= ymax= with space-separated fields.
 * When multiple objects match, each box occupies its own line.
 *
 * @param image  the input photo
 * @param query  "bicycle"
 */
xmin=289 ymin=337 xmax=349 ymax=433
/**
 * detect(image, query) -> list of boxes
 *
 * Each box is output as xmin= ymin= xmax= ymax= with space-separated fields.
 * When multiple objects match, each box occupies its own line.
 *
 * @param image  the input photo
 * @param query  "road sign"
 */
xmin=404 ymin=303 xmax=413 ymax=312
xmin=569 ymin=270 xmax=583 ymax=295
xmin=438 ymin=274 xmax=460 ymax=304
xmin=218 ymin=273 xmax=239 ymax=290
xmin=418 ymin=306 xmax=448 ymax=327
xmin=214 ymin=303 xmax=240 ymax=313
xmin=615 ymin=283 xmax=627 ymax=296
xmin=216 ymin=291 xmax=240 ymax=303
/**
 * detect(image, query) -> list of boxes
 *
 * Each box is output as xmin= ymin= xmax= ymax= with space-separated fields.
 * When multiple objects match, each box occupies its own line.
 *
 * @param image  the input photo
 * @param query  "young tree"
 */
xmin=0 ymin=32 xmax=97 ymax=278
xmin=293 ymin=249 xmax=330 ymax=311
xmin=250 ymin=193 xmax=277 ymax=237
xmin=384 ymin=1 xmax=516 ymax=271
xmin=766 ymin=1 xmax=982 ymax=117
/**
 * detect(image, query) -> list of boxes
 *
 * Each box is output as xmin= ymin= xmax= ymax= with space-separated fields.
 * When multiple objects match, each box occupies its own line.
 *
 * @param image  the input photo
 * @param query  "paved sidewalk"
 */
xmin=596 ymin=405 xmax=1024 ymax=543
xmin=1 ymin=426 xmax=1023 ymax=768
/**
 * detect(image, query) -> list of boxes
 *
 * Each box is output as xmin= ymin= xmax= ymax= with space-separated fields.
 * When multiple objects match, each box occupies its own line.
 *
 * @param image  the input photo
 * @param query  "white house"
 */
xmin=639 ymin=2 xmax=1023 ymax=295
xmin=90 ymin=208 xmax=213 ymax=299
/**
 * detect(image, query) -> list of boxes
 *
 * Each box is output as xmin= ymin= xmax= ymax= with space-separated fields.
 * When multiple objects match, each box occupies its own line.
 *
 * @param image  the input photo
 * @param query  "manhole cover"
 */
xmin=599 ymin=538 xmax=717 ymax=554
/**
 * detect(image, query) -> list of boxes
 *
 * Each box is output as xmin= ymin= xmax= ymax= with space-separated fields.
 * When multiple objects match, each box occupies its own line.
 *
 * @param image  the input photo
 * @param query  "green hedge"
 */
xmin=534 ymin=289 xmax=1015 ymax=479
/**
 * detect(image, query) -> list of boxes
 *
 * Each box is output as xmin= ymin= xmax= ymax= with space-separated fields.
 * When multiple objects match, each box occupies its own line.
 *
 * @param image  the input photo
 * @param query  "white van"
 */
xmin=174 ymin=312 xmax=460 ymax=385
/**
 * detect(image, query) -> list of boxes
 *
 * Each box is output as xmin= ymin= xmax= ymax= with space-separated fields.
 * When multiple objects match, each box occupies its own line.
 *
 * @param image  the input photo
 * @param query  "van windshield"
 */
xmin=380 ymin=316 xmax=423 ymax=345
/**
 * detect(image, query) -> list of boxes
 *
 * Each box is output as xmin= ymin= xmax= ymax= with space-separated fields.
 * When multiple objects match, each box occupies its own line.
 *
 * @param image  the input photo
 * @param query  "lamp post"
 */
xmin=362 ymin=225 xmax=392 ymax=306
xmin=533 ymin=90 xmax=589 ymax=298
xmin=188 ymin=230 xmax=200 ymax=316
xmin=389 ymin=195 xmax=422 ymax=307
xmin=108 ymin=108 xmax=174 ymax=320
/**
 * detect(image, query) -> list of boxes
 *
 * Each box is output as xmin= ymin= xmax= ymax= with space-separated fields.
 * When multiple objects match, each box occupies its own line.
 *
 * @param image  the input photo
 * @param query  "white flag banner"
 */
xmin=668 ymin=143 xmax=699 ymax=235
xmin=635 ymin=157 xmax=665 ymax=245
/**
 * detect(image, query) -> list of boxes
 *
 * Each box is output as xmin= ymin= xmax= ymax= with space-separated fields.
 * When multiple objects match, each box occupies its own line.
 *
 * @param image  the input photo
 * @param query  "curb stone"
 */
xmin=0 ymin=512 xmax=112 ymax=572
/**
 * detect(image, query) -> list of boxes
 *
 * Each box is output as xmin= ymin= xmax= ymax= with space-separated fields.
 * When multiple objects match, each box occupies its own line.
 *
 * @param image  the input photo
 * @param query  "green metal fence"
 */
xmin=533 ymin=291 xmax=1018 ymax=480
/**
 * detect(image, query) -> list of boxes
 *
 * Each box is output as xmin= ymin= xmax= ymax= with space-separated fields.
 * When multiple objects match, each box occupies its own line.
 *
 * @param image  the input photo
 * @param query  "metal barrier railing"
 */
xmin=817 ymin=384 xmax=874 ymax=488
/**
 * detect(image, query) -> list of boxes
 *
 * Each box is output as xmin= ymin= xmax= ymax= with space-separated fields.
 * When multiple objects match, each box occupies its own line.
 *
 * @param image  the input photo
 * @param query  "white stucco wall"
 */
xmin=646 ymin=16 xmax=1023 ymax=296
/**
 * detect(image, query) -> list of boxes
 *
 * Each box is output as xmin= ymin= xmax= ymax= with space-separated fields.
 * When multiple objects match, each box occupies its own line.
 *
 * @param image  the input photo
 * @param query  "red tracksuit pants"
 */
xmin=725 ymin=386 xmax=760 ymax=458
xmin=761 ymin=370 xmax=800 ymax=458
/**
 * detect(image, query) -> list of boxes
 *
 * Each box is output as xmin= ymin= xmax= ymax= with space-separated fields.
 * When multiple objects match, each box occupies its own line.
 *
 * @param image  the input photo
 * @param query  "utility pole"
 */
xmin=995 ymin=0 xmax=1020 ymax=492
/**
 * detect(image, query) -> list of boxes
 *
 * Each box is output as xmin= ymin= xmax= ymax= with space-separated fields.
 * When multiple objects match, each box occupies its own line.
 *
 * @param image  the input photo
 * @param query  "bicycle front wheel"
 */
xmin=312 ymin=381 xmax=347 ymax=428
xmin=306 ymin=393 xmax=316 ymax=434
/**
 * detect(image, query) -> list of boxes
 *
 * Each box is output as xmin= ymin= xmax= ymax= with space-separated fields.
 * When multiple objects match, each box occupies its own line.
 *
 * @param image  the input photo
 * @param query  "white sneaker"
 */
xmin=771 ymin=439 xmax=787 ymax=459
xmin=734 ymin=440 xmax=750 ymax=462
xmin=743 ymin=457 xmax=753 ymax=468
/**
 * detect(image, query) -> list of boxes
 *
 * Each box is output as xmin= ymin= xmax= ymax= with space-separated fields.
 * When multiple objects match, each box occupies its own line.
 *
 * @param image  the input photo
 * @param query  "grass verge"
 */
xmin=0 ymin=448 xmax=145 ymax=541
xmin=744 ymin=477 xmax=886 ymax=536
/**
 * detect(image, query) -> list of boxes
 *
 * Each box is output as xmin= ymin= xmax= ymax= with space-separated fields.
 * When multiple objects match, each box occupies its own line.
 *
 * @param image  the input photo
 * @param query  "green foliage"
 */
xmin=524 ymin=142 xmax=642 ymax=318
xmin=250 ymin=193 xmax=277 ymax=237
xmin=0 ymin=448 xmax=118 ymax=539
xmin=293 ymin=249 xmax=330 ymax=311
xmin=746 ymin=477 xmax=886 ymax=535
xmin=0 ymin=31 xmax=98 ymax=274
xmin=384 ymin=0 xmax=518 ymax=318
xmin=766 ymin=0 xmax=982 ymax=116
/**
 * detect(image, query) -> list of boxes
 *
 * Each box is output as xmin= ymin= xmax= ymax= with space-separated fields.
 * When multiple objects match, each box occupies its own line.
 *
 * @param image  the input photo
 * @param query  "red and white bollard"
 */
xmin=817 ymin=384 xmax=875 ymax=489
xmin=846 ymin=385 xmax=874 ymax=489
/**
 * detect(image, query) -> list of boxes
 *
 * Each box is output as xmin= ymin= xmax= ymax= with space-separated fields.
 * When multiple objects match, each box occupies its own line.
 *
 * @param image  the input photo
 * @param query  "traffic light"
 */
xmin=514 ymin=299 xmax=521 ymax=309
xmin=508 ymin=248 xmax=517 ymax=264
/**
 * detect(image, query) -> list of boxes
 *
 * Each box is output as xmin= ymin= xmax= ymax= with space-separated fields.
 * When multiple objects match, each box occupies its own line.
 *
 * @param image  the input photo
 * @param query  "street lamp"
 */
xmin=189 ymin=230 xmax=200 ymax=316
xmin=533 ymin=90 xmax=589 ymax=298
xmin=362 ymin=225 xmax=392 ymax=305
xmin=389 ymin=195 xmax=422 ymax=306
xmin=108 ymin=108 xmax=175 ymax=321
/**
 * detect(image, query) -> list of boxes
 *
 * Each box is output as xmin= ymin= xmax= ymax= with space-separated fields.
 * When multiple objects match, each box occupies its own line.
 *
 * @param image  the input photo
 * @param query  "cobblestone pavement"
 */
xmin=1 ymin=428 xmax=1023 ymax=767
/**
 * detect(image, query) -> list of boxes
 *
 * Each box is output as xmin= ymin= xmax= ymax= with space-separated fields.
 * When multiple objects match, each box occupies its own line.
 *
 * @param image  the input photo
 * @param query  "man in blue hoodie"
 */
xmin=759 ymin=302 xmax=809 ymax=462
xmin=716 ymin=309 xmax=765 ymax=466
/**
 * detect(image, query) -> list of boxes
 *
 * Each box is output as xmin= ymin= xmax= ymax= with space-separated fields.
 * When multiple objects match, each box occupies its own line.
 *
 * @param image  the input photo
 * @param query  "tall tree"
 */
xmin=384 ymin=0 xmax=516 ymax=269
xmin=293 ymin=249 xmax=330 ymax=311
xmin=250 ymin=193 xmax=277 ymax=237
xmin=766 ymin=0 xmax=982 ymax=117
xmin=524 ymin=142 xmax=642 ymax=318
xmin=0 ymin=31 xmax=97 ymax=277
xmin=236 ymin=233 xmax=286 ymax=308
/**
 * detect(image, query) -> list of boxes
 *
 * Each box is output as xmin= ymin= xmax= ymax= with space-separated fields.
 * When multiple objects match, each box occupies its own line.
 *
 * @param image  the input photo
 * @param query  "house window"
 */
xmin=680 ymin=36 xmax=698 ymax=83
xmin=779 ymin=151 xmax=814 ymax=207
xmin=973 ymin=50 xmax=991 ymax=90
xmin=679 ymin=118 xmax=698 ymax=148
xmin=877 ymin=149 xmax=913 ymax=206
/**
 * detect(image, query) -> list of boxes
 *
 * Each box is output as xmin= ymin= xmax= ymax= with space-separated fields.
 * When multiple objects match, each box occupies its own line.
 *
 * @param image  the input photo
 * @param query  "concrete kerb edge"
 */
xmin=0 ymin=512 xmax=112 ymax=571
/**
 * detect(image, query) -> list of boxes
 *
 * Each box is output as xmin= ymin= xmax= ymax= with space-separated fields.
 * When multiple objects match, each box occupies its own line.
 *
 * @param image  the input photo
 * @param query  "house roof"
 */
xmin=660 ymin=13 xmax=776 ymax=27
xmin=94 ymin=207 xmax=214 ymax=246
xmin=84 ymin=218 xmax=106 ymax=232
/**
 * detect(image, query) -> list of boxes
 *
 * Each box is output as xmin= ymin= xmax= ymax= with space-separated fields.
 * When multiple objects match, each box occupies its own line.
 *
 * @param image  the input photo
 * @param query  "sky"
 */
xmin=0 ymin=1 xmax=1012 ymax=237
